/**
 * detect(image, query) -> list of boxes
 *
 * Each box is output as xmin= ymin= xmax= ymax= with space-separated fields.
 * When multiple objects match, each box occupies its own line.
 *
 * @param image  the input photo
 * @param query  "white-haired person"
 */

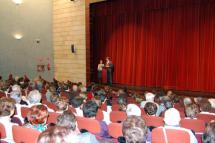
xmin=163 ymin=108 xmax=198 ymax=143
xmin=23 ymin=90 xmax=54 ymax=112
xmin=183 ymin=97 xmax=193 ymax=107
xmin=0 ymin=97 xmax=17 ymax=143
xmin=37 ymin=126 xmax=80 ymax=143
xmin=140 ymin=92 xmax=159 ymax=109
xmin=126 ymin=104 xmax=141 ymax=116
xmin=56 ymin=111 xmax=99 ymax=143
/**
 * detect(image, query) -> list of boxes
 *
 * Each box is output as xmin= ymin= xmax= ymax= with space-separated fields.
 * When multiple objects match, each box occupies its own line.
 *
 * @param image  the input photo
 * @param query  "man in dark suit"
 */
xmin=105 ymin=57 xmax=114 ymax=86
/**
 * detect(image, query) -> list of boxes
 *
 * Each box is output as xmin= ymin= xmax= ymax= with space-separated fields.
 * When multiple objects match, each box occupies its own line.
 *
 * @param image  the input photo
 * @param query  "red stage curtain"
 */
xmin=90 ymin=0 xmax=215 ymax=92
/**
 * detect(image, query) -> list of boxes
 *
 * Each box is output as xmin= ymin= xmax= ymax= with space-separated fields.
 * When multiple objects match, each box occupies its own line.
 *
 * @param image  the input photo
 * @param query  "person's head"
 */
xmin=69 ymin=96 xmax=84 ymax=108
xmin=117 ymin=95 xmax=127 ymax=111
xmin=55 ymin=98 xmax=68 ymax=112
xmin=166 ymin=90 xmax=173 ymax=96
xmin=50 ymin=94 xmax=59 ymax=104
xmin=208 ymin=98 xmax=215 ymax=109
xmin=144 ymin=102 xmax=158 ymax=116
xmin=106 ymin=57 xmax=110 ymax=62
xmin=183 ymin=97 xmax=192 ymax=107
xmin=27 ymin=90 xmax=42 ymax=104
xmin=37 ymin=126 xmax=79 ymax=143
xmin=72 ymin=85 xmax=78 ymax=92
xmin=99 ymin=60 xmax=103 ymax=64
xmin=0 ymin=97 xmax=15 ymax=117
xmin=202 ymin=120 xmax=215 ymax=143
xmin=56 ymin=111 xmax=77 ymax=131
xmin=185 ymin=103 xmax=199 ymax=119
xmin=164 ymin=100 xmax=173 ymax=109
xmin=200 ymin=101 xmax=212 ymax=112
xmin=12 ymin=84 xmax=21 ymax=93
xmin=10 ymin=91 xmax=21 ymax=103
xmin=122 ymin=115 xmax=148 ymax=143
xmin=126 ymin=104 xmax=141 ymax=116
xmin=164 ymin=108 xmax=181 ymax=126
xmin=27 ymin=104 xmax=48 ymax=125
xmin=82 ymin=100 xmax=98 ymax=118
xmin=145 ymin=92 xmax=155 ymax=102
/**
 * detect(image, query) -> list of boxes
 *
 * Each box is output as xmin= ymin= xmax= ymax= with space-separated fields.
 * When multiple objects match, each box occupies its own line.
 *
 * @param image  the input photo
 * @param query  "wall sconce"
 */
xmin=12 ymin=0 xmax=23 ymax=5
xmin=13 ymin=33 xmax=23 ymax=40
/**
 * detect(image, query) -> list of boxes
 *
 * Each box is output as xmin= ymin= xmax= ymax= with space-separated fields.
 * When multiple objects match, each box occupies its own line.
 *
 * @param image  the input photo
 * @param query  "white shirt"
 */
xmin=102 ymin=106 xmax=112 ymax=125
xmin=75 ymin=107 xmax=83 ymax=117
xmin=97 ymin=63 xmax=104 ymax=71
xmin=0 ymin=116 xmax=17 ymax=143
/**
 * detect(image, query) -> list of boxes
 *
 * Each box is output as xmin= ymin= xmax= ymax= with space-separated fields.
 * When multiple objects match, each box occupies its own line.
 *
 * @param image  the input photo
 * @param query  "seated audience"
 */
xmin=37 ymin=126 xmax=79 ymax=143
xmin=55 ymin=97 xmax=69 ymax=113
xmin=122 ymin=115 xmax=149 ymax=143
xmin=126 ymin=104 xmax=141 ymax=116
xmin=117 ymin=94 xmax=127 ymax=112
xmin=26 ymin=89 xmax=42 ymax=105
xmin=24 ymin=104 xmax=49 ymax=132
xmin=45 ymin=85 xmax=57 ymax=102
xmin=83 ymin=100 xmax=109 ymax=138
xmin=56 ymin=111 xmax=99 ymax=143
xmin=185 ymin=103 xmax=200 ymax=119
xmin=208 ymin=98 xmax=215 ymax=109
xmin=69 ymin=96 xmax=84 ymax=117
xmin=199 ymin=101 xmax=215 ymax=115
xmin=183 ymin=97 xmax=193 ymax=107
xmin=144 ymin=102 xmax=158 ymax=116
xmin=163 ymin=108 xmax=198 ymax=143
xmin=0 ymin=97 xmax=17 ymax=143
xmin=202 ymin=120 xmax=215 ymax=143
xmin=156 ymin=99 xmax=173 ymax=117
xmin=140 ymin=92 xmax=157 ymax=108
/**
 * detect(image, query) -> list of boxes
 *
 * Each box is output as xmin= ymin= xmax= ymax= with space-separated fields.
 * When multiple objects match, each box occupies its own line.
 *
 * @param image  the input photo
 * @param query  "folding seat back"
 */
xmin=197 ymin=114 xmax=215 ymax=123
xmin=76 ymin=117 xmax=101 ymax=134
xmin=0 ymin=123 xmax=6 ymax=139
xmin=152 ymin=127 xmax=190 ymax=143
xmin=96 ymin=109 xmax=104 ymax=121
xmin=108 ymin=123 xmax=123 ymax=138
xmin=180 ymin=119 xmax=205 ymax=133
xmin=110 ymin=111 xmax=127 ymax=123
xmin=142 ymin=115 xmax=164 ymax=127
xmin=12 ymin=125 xmax=40 ymax=143
xmin=21 ymin=107 xmax=30 ymax=118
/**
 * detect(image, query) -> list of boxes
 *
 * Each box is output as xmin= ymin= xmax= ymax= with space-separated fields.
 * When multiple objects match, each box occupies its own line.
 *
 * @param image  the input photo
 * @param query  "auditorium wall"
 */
xmin=53 ymin=0 xmax=90 ymax=84
xmin=0 ymin=0 xmax=54 ymax=80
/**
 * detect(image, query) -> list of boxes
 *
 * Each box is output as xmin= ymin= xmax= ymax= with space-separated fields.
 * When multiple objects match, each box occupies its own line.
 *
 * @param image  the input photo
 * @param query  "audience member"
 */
xmin=126 ymin=104 xmax=141 ymax=116
xmin=144 ymin=102 xmax=158 ymax=116
xmin=24 ymin=104 xmax=48 ymax=132
xmin=56 ymin=111 xmax=99 ymax=143
xmin=202 ymin=120 xmax=215 ymax=143
xmin=185 ymin=103 xmax=200 ymax=119
xmin=0 ymin=97 xmax=17 ymax=143
xmin=122 ymin=115 xmax=148 ymax=143
xmin=69 ymin=96 xmax=84 ymax=117
xmin=37 ymin=126 xmax=79 ymax=143
xmin=83 ymin=100 xmax=109 ymax=138
xmin=163 ymin=108 xmax=198 ymax=143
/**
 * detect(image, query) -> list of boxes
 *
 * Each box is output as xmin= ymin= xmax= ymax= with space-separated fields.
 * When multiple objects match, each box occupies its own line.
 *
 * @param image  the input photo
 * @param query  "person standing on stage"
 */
xmin=97 ymin=59 xmax=104 ymax=84
xmin=105 ymin=57 xmax=114 ymax=86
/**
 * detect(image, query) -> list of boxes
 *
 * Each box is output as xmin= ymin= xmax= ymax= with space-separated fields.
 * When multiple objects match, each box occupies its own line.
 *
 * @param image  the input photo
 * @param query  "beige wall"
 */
xmin=53 ymin=0 xmax=90 ymax=84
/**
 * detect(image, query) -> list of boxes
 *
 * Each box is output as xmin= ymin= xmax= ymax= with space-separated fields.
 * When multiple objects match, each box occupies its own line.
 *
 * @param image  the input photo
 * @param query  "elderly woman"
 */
xmin=37 ymin=126 xmax=80 ymax=143
xmin=24 ymin=104 xmax=49 ymax=132
xmin=56 ymin=111 xmax=99 ymax=143
xmin=0 ymin=97 xmax=17 ymax=143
